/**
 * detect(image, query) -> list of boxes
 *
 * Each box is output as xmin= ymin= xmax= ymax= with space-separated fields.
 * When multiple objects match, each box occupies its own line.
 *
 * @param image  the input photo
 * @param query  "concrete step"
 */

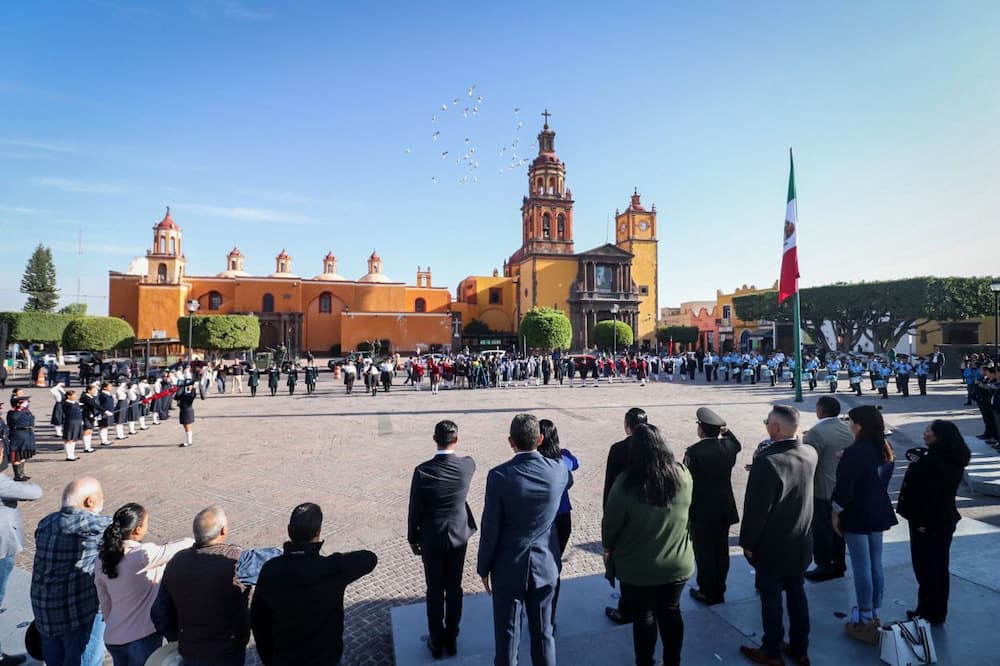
xmin=963 ymin=436 xmax=1000 ymax=497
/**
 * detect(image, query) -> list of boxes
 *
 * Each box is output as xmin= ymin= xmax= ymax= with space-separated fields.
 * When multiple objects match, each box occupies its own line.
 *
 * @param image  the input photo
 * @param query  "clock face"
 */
xmin=638 ymin=221 xmax=649 ymax=231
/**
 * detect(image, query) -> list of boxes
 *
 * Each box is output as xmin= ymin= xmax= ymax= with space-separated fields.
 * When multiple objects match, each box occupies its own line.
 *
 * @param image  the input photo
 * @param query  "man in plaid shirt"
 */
xmin=30 ymin=477 xmax=111 ymax=666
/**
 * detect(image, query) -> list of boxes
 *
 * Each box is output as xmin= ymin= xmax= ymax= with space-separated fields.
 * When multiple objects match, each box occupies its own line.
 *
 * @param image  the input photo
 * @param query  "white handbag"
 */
xmin=879 ymin=618 xmax=937 ymax=665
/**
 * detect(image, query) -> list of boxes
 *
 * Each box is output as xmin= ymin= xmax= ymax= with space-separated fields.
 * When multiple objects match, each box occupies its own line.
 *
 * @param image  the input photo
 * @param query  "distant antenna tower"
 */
xmin=606 ymin=213 xmax=610 ymax=243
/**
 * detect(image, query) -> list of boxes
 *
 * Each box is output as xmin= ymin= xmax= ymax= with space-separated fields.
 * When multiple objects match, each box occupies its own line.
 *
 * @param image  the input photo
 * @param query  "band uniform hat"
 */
xmin=696 ymin=407 xmax=726 ymax=428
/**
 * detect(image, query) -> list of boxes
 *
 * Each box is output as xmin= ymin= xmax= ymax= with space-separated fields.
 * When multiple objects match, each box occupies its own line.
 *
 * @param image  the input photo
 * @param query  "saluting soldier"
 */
xmin=685 ymin=407 xmax=741 ymax=606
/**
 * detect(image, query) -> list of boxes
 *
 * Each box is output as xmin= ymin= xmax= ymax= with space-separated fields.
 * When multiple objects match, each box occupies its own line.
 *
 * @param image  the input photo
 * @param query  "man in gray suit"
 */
xmin=477 ymin=413 xmax=572 ymax=666
xmin=803 ymin=396 xmax=853 ymax=581
xmin=0 ymin=427 xmax=42 ymax=665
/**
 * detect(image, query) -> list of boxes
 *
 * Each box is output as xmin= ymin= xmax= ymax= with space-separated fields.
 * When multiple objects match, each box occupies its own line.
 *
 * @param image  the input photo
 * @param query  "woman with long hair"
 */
xmin=95 ymin=503 xmax=193 ymax=666
xmin=896 ymin=420 xmax=971 ymax=625
xmin=832 ymin=405 xmax=898 ymax=645
xmin=603 ymin=424 xmax=693 ymax=666
xmin=538 ymin=419 xmax=579 ymax=630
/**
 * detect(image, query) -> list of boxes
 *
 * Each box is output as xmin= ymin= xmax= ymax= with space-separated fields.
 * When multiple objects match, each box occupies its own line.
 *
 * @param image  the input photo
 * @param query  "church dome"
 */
xmin=156 ymin=207 xmax=179 ymax=230
xmin=218 ymin=268 xmax=252 ymax=278
xmin=314 ymin=271 xmax=349 ymax=282
xmin=358 ymin=271 xmax=393 ymax=283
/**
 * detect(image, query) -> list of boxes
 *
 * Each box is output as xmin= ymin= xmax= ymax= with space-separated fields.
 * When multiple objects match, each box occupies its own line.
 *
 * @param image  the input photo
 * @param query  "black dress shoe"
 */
xmin=605 ymin=606 xmax=631 ymax=624
xmin=689 ymin=588 xmax=724 ymax=605
xmin=426 ymin=637 xmax=443 ymax=659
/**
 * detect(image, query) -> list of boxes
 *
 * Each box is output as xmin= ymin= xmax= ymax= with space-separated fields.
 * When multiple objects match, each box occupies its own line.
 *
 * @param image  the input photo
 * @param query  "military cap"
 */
xmin=696 ymin=407 xmax=726 ymax=428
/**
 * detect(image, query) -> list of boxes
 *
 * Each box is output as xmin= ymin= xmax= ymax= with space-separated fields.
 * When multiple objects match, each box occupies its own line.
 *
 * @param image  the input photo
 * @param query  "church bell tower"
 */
xmin=518 ymin=110 xmax=574 ymax=257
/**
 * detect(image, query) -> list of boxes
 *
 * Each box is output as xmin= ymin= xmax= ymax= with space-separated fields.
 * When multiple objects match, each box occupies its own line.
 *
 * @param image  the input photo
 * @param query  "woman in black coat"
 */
xmin=896 ymin=419 xmax=971 ymax=626
xmin=6 ymin=395 xmax=37 ymax=481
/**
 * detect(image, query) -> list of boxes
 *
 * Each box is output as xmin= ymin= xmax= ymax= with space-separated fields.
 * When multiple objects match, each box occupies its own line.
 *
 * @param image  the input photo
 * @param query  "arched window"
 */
xmin=159 ymin=236 xmax=166 ymax=253
xmin=557 ymin=214 xmax=565 ymax=239
xmin=170 ymin=237 xmax=176 ymax=254
xmin=208 ymin=291 xmax=222 ymax=311
xmin=262 ymin=293 xmax=275 ymax=313
xmin=319 ymin=292 xmax=332 ymax=314
xmin=548 ymin=177 xmax=556 ymax=194
xmin=414 ymin=298 xmax=427 ymax=313
xmin=279 ymin=261 xmax=286 ymax=272
xmin=542 ymin=213 xmax=551 ymax=238
xmin=230 ymin=259 xmax=237 ymax=270
xmin=157 ymin=263 xmax=167 ymax=283
xmin=536 ymin=177 xmax=543 ymax=193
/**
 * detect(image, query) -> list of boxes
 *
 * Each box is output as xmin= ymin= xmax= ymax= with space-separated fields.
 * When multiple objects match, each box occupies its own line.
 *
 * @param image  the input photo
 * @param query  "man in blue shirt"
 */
xmin=914 ymin=357 xmax=930 ymax=396
xmin=31 ymin=477 xmax=110 ymax=666
xmin=895 ymin=355 xmax=914 ymax=397
xmin=848 ymin=357 xmax=865 ymax=396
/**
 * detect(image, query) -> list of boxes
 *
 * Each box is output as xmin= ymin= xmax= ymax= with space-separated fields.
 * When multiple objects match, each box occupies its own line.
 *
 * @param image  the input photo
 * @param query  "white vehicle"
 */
xmin=62 ymin=352 xmax=80 ymax=364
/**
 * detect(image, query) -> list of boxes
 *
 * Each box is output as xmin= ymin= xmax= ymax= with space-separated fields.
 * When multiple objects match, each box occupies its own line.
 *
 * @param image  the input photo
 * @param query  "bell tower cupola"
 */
xmin=515 ymin=109 xmax=574 ymax=261
xmin=146 ymin=207 xmax=186 ymax=284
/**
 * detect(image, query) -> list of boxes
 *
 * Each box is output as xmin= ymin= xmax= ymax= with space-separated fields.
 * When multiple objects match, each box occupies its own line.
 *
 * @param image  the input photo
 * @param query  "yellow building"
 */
xmin=455 ymin=113 xmax=661 ymax=351
xmin=916 ymin=317 xmax=999 ymax=356
xmin=715 ymin=281 xmax=778 ymax=352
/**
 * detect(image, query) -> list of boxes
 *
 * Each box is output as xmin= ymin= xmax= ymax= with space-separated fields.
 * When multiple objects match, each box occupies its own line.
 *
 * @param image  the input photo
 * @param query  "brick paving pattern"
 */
xmin=10 ymin=370 xmax=996 ymax=664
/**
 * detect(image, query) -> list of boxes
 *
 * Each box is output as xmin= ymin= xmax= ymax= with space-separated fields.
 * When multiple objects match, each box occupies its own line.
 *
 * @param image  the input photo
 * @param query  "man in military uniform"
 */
xmin=267 ymin=362 xmax=280 ymax=397
xmin=304 ymin=360 xmax=319 ymax=395
xmin=684 ymin=407 xmax=741 ymax=605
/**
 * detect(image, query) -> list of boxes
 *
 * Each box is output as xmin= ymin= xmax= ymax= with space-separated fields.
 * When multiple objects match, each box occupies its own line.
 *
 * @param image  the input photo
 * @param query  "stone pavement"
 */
xmin=1 ymin=370 xmax=997 ymax=664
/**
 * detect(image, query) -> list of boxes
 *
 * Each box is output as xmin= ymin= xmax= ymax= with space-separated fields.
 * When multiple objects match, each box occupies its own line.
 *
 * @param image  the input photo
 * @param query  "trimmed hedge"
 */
xmin=518 ymin=307 xmax=572 ymax=351
xmin=593 ymin=320 xmax=634 ymax=347
xmin=0 ymin=312 xmax=79 ymax=344
xmin=62 ymin=317 xmax=135 ymax=351
xmin=177 ymin=314 xmax=261 ymax=350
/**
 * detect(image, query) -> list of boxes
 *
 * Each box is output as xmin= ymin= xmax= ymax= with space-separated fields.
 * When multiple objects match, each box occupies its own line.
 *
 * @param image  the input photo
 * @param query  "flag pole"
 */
xmin=790 ymin=147 xmax=803 ymax=403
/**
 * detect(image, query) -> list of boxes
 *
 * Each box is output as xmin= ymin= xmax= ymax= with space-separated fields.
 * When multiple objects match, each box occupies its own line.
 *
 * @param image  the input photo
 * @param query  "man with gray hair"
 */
xmin=478 ymin=413 xmax=572 ymax=665
xmin=30 ymin=477 xmax=111 ymax=666
xmin=151 ymin=506 xmax=250 ymax=666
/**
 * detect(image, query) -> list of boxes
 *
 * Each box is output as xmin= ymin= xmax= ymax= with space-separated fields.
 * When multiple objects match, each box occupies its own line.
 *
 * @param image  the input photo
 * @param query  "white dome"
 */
xmin=267 ymin=271 xmax=300 ymax=279
xmin=313 ymin=272 xmax=349 ymax=282
xmin=358 ymin=272 xmax=394 ymax=283
xmin=217 ymin=269 xmax=252 ymax=278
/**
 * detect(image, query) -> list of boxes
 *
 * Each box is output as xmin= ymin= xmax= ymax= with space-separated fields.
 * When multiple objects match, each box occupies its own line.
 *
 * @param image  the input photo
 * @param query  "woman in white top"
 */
xmin=95 ymin=503 xmax=194 ymax=666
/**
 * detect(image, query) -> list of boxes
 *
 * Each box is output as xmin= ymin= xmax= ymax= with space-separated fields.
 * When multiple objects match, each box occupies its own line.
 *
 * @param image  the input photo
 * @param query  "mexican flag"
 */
xmin=778 ymin=149 xmax=799 ymax=304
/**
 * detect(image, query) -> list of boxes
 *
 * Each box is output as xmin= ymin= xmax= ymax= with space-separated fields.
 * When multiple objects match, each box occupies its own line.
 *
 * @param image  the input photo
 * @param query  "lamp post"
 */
xmin=611 ymin=304 xmax=620 ymax=358
xmin=991 ymin=280 xmax=1000 ymax=362
xmin=186 ymin=299 xmax=199 ymax=365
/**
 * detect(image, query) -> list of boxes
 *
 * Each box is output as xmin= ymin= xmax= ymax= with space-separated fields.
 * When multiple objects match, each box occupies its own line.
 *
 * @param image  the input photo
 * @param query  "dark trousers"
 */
xmin=552 ymin=512 xmax=572 ymax=626
xmin=918 ymin=375 xmax=927 ymax=395
xmin=899 ymin=374 xmax=910 ymax=396
xmin=909 ymin=524 xmax=953 ymax=624
xmin=755 ymin=569 xmax=809 ymax=658
xmin=690 ymin=521 xmax=730 ymax=600
xmin=620 ymin=580 xmax=687 ymax=666
xmin=930 ymin=363 xmax=941 ymax=381
xmin=491 ymin=576 xmax=556 ymax=666
xmin=422 ymin=544 xmax=468 ymax=645
xmin=811 ymin=499 xmax=845 ymax=573
xmin=979 ymin=399 xmax=999 ymax=439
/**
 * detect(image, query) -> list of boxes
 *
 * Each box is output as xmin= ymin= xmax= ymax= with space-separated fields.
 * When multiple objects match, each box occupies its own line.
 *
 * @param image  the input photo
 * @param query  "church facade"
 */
xmin=108 ymin=209 xmax=453 ymax=355
xmin=453 ymin=115 xmax=660 ymax=350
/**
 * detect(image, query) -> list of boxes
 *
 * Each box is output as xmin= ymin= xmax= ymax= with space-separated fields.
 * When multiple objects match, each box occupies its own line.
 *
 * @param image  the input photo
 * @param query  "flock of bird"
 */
xmin=403 ymin=84 xmax=538 ymax=185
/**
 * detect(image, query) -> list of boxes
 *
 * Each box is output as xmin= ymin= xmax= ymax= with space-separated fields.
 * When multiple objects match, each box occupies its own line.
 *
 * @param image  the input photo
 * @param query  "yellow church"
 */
xmin=453 ymin=113 xmax=660 ymax=351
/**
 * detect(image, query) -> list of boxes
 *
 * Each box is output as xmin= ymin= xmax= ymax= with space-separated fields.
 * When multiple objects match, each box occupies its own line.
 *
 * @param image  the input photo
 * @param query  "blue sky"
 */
xmin=1 ymin=1 xmax=997 ymax=314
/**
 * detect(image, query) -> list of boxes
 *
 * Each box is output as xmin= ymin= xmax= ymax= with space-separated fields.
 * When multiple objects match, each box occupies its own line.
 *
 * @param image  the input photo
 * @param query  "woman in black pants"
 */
xmin=538 ymin=419 xmax=579 ymax=630
xmin=603 ymin=424 xmax=693 ymax=666
xmin=896 ymin=420 xmax=970 ymax=625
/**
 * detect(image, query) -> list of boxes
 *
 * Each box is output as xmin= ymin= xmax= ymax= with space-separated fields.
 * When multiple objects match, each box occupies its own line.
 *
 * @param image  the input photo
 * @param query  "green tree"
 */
xmin=655 ymin=325 xmax=700 ymax=345
xmin=592 ymin=320 xmax=634 ymax=347
xmin=177 ymin=314 xmax=261 ymax=350
xmin=20 ymin=244 xmax=59 ymax=312
xmin=62 ymin=317 xmax=135 ymax=351
xmin=463 ymin=319 xmax=492 ymax=336
xmin=518 ymin=307 xmax=572 ymax=351
xmin=58 ymin=302 xmax=88 ymax=316
xmin=0 ymin=312 xmax=79 ymax=344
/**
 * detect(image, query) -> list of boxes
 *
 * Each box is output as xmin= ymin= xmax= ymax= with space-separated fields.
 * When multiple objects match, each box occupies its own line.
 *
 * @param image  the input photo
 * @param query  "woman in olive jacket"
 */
xmin=603 ymin=424 xmax=693 ymax=666
xmin=896 ymin=420 xmax=970 ymax=626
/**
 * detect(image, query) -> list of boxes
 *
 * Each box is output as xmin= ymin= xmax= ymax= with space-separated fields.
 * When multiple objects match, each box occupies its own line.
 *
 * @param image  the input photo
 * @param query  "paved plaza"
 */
xmin=2 ymin=369 xmax=999 ymax=664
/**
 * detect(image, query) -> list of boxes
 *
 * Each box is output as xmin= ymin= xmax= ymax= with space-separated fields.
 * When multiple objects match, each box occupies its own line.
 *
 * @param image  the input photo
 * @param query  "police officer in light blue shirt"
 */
xmin=914 ymin=356 xmax=930 ymax=396
xmin=867 ymin=355 xmax=881 ymax=390
xmin=805 ymin=357 xmax=819 ymax=391
xmin=878 ymin=361 xmax=893 ymax=399
xmin=895 ymin=355 xmax=914 ymax=397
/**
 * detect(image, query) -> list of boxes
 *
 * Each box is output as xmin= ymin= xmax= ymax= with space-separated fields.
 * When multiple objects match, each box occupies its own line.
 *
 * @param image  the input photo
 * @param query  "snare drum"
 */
xmin=874 ymin=380 xmax=887 ymax=389
xmin=761 ymin=367 xmax=773 ymax=378
xmin=827 ymin=373 xmax=838 ymax=384
xmin=849 ymin=375 xmax=861 ymax=385
xmin=743 ymin=368 xmax=754 ymax=377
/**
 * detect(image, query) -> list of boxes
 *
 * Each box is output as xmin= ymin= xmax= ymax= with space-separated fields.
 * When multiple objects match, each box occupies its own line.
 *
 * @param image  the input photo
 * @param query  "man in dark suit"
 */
xmin=601 ymin=407 xmax=647 ymax=624
xmin=685 ymin=407 xmax=741 ymax=605
xmin=477 ymin=413 xmax=572 ymax=666
xmin=407 ymin=420 xmax=477 ymax=659
xmin=739 ymin=405 xmax=817 ymax=666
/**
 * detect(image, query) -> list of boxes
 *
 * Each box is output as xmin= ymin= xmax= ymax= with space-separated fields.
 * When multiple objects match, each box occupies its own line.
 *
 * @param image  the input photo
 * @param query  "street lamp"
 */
xmin=990 ymin=279 xmax=1000 ymax=362
xmin=611 ymin=304 xmax=620 ymax=358
xmin=186 ymin=299 xmax=199 ymax=365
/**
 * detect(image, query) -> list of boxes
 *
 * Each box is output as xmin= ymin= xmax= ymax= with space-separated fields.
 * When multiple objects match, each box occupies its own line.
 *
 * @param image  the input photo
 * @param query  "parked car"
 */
xmin=3 ymin=351 xmax=27 ymax=369
xmin=62 ymin=352 xmax=80 ymax=364
xmin=34 ymin=353 xmax=58 ymax=365
xmin=74 ymin=351 xmax=97 ymax=364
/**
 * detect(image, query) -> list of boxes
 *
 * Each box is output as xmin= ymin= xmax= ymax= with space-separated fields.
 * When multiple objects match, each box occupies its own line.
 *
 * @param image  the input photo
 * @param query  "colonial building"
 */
xmin=454 ymin=114 xmax=661 ymax=350
xmin=108 ymin=208 xmax=453 ymax=354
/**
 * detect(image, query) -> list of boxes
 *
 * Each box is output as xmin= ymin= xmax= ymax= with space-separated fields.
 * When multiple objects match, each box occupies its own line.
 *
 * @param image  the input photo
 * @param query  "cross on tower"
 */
xmin=541 ymin=109 xmax=552 ymax=127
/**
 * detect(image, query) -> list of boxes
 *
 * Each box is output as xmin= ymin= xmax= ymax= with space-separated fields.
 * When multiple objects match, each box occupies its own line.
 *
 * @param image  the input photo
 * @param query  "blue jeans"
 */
xmin=0 ymin=554 xmax=15 ymax=605
xmin=107 ymin=632 xmax=163 ymax=666
xmin=844 ymin=531 xmax=885 ymax=612
xmin=41 ymin=612 xmax=106 ymax=666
